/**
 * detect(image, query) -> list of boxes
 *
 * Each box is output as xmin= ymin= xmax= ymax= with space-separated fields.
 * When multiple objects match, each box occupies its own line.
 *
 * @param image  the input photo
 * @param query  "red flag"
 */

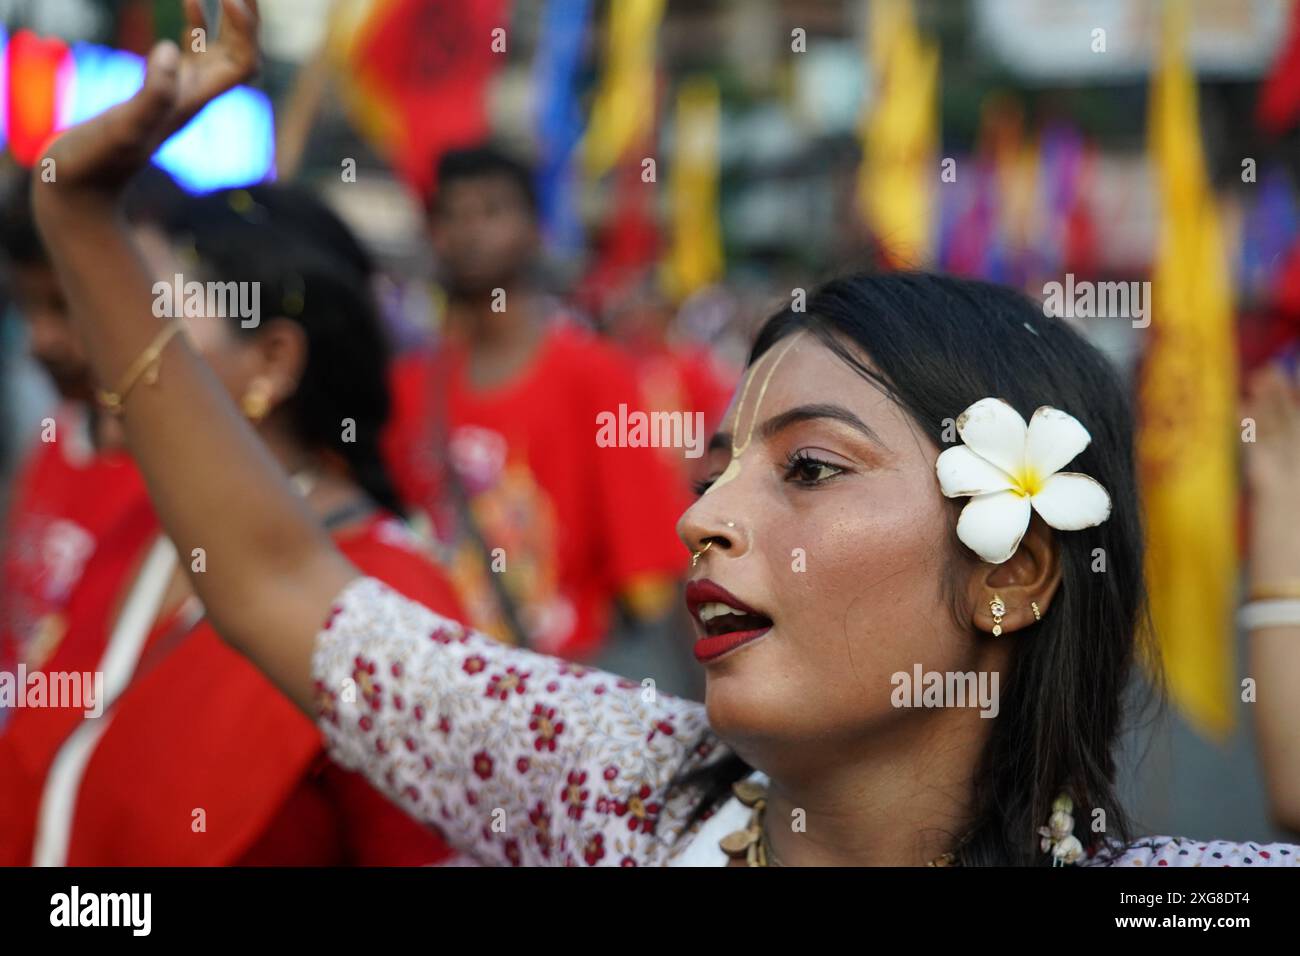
xmin=1258 ymin=0 xmax=1300 ymax=136
xmin=337 ymin=0 xmax=507 ymax=198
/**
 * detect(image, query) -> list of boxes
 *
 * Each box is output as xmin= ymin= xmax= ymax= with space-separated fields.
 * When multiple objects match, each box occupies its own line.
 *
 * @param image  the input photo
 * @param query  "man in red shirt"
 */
xmin=0 ymin=172 xmax=155 ymax=686
xmin=383 ymin=146 xmax=690 ymax=660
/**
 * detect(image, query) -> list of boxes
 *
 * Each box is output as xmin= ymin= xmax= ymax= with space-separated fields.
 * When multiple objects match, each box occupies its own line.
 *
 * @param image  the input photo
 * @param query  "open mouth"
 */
xmin=696 ymin=602 xmax=774 ymax=637
xmin=685 ymin=580 xmax=774 ymax=663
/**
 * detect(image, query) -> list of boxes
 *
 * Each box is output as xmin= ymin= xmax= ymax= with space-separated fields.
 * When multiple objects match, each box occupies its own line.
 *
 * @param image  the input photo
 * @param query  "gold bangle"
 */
xmin=1249 ymin=582 xmax=1300 ymax=601
xmin=96 ymin=321 xmax=185 ymax=417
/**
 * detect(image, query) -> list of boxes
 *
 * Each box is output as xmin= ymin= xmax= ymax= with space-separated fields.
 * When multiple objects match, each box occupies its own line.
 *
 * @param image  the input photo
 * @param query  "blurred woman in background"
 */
xmin=0 ymin=181 xmax=465 ymax=865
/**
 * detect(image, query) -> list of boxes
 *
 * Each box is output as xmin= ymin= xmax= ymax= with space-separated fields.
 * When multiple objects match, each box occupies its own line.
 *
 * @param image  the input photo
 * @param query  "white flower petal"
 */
xmin=936 ymin=446 xmax=1015 ymax=498
xmin=1029 ymin=472 xmax=1112 ymax=530
xmin=955 ymin=398 xmax=1028 ymax=476
xmin=1025 ymin=406 xmax=1092 ymax=477
xmin=955 ymin=490 xmax=1032 ymax=564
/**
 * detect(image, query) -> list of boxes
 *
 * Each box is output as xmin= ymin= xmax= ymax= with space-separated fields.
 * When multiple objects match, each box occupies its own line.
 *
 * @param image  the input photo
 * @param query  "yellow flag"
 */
xmin=1140 ymin=3 xmax=1238 ymax=739
xmin=581 ymin=0 xmax=667 ymax=178
xmin=325 ymin=0 xmax=404 ymax=150
xmin=664 ymin=77 xmax=723 ymax=300
xmin=856 ymin=0 xmax=939 ymax=266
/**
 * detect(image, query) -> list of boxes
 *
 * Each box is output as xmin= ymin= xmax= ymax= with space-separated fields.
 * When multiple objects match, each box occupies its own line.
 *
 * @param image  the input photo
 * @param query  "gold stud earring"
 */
xmin=1031 ymin=601 xmax=1042 ymax=622
xmin=240 ymin=379 xmax=273 ymax=423
xmin=990 ymin=595 xmax=1006 ymax=636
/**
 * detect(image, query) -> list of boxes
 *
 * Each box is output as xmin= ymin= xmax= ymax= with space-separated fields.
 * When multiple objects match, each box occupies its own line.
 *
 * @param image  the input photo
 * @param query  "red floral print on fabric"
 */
xmin=312 ymin=577 xmax=721 ymax=866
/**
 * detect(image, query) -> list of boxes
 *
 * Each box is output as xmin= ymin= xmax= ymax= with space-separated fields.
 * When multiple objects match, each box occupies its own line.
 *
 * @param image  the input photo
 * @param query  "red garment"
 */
xmin=626 ymin=340 xmax=734 ymax=443
xmin=618 ymin=338 xmax=736 ymax=492
xmin=1 ymin=408 xmax=147 ymax=676
xmin=382 ymin=323 xmax=689 ymax=659
xmin=0 ymin=505 xmax=466 ymax=866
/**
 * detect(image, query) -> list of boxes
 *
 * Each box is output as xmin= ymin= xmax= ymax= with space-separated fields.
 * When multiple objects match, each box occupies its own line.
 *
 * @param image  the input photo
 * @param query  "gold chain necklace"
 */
xmin=719 ymin=780 xmax=962 ymax=867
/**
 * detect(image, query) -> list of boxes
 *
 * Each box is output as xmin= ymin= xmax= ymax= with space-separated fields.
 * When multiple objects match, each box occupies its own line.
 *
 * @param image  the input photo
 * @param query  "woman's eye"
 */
xmin=785 ymin=453 xmax=844 ymax=486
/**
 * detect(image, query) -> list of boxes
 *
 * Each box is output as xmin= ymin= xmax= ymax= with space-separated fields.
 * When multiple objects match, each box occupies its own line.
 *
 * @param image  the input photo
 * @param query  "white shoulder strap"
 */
xmin=32 ymin=536 xmax=177 ymax=867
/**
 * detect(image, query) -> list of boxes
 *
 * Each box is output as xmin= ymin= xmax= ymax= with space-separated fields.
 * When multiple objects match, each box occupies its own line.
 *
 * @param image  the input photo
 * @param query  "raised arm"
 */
xmin=31 ymin=0 xmax=355 ymax=712
xmin=1243 ymin=362 xmax=1300 ymax=833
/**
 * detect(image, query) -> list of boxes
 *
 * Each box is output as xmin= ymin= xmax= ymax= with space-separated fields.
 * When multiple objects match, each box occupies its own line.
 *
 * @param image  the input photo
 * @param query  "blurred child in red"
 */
xmin=600 ymin=275 xmax=737 ymax=492
xmin=0 ymin=171 xmax=156 ymax=689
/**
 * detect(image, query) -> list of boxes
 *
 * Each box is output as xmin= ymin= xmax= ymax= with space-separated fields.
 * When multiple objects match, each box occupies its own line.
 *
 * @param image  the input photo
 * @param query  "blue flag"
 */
xmin=534 ymin=0 xmax=593 ymax=254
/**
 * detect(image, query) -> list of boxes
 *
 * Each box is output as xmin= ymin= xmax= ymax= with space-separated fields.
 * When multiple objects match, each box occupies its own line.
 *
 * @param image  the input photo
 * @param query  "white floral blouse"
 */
xmin=312 ymin=577 xmax=1300 ymax=867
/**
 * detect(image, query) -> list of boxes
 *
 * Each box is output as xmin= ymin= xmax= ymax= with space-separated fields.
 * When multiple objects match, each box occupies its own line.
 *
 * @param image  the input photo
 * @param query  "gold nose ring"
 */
xmin=691 ymin=540 xmax=714 ymax=568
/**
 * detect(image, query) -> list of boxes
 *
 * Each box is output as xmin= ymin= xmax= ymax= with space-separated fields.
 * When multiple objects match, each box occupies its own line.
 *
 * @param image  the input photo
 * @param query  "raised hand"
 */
xmin=1243 ymin=361 xmax=1300 ymax=495
xmin=1243 ymin=360 xmax=1300 ymax=588
xmin=37 ymin=0 xmax=260 ymax=196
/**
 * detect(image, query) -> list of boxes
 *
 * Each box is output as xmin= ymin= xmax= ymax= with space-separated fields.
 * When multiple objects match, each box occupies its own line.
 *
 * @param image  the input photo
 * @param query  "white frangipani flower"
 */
xmin=935 ymin=398 xmax=1112 ymax=564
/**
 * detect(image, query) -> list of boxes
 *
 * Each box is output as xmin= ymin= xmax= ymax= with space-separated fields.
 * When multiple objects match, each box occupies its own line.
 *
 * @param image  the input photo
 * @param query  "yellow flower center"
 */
xmin=1010 ymin=467 xmax=1044 ymax=498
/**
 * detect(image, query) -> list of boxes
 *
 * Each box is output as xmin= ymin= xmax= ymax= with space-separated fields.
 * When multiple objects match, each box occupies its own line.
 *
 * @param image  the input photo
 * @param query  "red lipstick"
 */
xmin=685 ymin=579 xmax=773 ymax=663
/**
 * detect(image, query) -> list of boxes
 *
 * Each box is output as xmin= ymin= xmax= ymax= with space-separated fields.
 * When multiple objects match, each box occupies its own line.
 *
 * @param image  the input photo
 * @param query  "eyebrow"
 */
xmin=709 ymin=403 xmax=888 ymax=453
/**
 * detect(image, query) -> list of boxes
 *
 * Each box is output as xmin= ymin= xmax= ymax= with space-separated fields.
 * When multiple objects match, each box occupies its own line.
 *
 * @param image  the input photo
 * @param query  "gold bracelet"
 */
xmin=1249 ymin=582 xmax=1300 ymax=601
xmin=96 ymin=321 xmax=185 ymax=417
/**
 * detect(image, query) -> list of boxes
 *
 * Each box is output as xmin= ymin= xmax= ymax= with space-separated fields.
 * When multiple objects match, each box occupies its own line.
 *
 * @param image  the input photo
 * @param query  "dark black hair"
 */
xmin=242 ymin=183 xmax=376 ymax=278
xmin=1 ymin=164 xmax=187 ymax=266
xmin=429 ymin=144 xmax=537 ymax=216
xmin=675 ymin=271 xmax=1155 ymax=866
xmin=162 ymin=184 xmax=405 ymax=518
xmin=0 ymin=171 xmax=43 ymax=266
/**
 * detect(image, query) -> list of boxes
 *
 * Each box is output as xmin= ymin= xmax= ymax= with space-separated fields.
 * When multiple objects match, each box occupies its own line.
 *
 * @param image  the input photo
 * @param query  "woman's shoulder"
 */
xmin=1085 ymin=835 xmax=1300 ymax=867
xmin=332 ymin=515 xmax=467 ymax=622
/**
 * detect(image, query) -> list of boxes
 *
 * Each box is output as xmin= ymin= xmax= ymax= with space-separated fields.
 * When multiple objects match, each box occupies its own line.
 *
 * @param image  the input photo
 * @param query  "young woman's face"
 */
xmin=677 ymin=334 xmax=987 ymax=771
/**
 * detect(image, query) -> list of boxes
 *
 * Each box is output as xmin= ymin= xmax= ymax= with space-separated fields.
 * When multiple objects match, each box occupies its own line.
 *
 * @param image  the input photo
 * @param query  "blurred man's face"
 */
xmin=10 ymin=260 xmax=93 ymax=401
xmin=428 ymin=175 xmax=537 ymax=296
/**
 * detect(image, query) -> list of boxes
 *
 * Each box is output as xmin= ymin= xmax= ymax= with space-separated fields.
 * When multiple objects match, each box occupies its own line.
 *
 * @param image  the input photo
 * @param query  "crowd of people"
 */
xmin=0 ymin=134 xmax=742 ymax=865
xmin=1 ymin=0 xmax=1299 ymax=867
